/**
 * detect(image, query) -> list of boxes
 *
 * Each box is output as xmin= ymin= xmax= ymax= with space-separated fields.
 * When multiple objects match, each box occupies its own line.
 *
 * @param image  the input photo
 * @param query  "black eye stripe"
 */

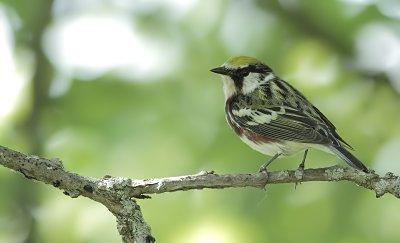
xmin=232 ymin=67 xmax=252 ymax=77
xmin=247 ymin=65 xmax=257 ymax=73
xmin=233 ymin=64 xmax=272 ymax=77
xmin=227 ymin=63 xmax=273 ymax=90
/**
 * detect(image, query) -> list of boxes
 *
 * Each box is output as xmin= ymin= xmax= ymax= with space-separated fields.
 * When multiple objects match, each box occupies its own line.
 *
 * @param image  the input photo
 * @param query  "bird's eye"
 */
xmin=242 ymin=70 xmax=250 ymax=77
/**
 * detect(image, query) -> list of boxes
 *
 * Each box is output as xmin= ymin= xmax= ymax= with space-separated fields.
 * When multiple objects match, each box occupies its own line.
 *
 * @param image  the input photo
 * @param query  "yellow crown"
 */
xmin=224 ymin=56 xmax=263 ymax=68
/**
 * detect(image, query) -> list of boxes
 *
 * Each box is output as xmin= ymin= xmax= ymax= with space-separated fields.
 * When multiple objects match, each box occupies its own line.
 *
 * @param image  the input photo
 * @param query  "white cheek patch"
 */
xmin=241 ymin=73 xmax=274 ymax=95
xmin=242 ymin=73 xmax=261 ymax=94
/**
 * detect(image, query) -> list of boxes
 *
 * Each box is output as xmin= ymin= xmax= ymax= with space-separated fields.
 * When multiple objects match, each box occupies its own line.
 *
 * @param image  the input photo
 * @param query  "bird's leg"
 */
xmin=294 ymin=149 xmax=308 ymax=186
xmin=298 ymin=149 xmax=308 ymax=171
xmin=259 ymin=153 xmax=281 ymax=173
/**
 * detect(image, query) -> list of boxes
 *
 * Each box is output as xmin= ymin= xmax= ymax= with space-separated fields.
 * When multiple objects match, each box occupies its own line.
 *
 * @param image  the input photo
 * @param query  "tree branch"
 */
xmin=0 ymin=145 xmax=154 ymax=243
xmin=1 ymin=145 xmax=399 ymax=242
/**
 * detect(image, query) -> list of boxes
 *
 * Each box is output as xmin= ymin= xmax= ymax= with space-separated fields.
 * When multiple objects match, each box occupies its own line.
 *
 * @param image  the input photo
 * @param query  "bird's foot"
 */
xmin=258 ymin=164 xmax=269 ymax=190
xmin=258 ymin=153 xmax=281 ymax=175
xmin=294 ymin=149 xmax=308 ymax=189
xmin=294 ymin=163 xmax=305 ymax=189
xmin=259 ymin=164 xmax=268 ymax=174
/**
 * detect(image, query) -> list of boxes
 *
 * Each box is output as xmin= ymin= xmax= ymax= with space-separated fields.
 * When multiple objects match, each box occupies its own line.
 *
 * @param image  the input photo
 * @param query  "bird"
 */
xmin=210 ymin=56 xmax=369 ymax=173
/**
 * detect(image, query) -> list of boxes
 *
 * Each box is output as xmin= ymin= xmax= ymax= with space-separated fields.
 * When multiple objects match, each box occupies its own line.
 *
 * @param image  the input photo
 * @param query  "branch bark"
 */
xmin=1 ymin=145 xmax=399 ymax=242
xmin=0 ymin=145 xmax=154 ymax=243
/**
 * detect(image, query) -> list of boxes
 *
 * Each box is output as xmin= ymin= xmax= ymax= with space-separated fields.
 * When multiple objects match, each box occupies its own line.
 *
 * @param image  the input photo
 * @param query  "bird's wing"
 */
xmin=230 ymin=101 xmax=332 ymax=145
xmin=228 ymin=79 xmax=343 ymax=145
xmin=279 ymin=79 xmax=353 ymax=149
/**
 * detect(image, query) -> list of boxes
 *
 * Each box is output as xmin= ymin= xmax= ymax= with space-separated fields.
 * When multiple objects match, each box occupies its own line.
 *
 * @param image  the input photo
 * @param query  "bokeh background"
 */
xmin=1 ymin=0 xmax=400 ymax=242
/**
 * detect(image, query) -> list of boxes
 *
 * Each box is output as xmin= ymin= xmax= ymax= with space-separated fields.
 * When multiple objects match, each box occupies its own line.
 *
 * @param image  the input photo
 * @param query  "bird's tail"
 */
xmin=330 ymin=146 xmax=369 ymax=173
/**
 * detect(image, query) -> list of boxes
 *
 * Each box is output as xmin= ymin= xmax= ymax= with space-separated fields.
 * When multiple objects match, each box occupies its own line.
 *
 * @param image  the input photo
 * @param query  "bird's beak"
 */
xmin=210 ymin=66 xmax=229 ymax=75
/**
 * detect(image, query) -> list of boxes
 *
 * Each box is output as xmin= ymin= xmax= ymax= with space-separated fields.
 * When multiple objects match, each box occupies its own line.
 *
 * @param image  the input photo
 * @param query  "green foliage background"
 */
xmin=1 ymin=0 xmax=400 ymax=242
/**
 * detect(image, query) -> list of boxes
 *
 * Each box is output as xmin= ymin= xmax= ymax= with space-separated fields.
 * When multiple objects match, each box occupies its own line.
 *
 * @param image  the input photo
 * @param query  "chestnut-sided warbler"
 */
xmin=211 ymin=56 xmax=369 ymax=173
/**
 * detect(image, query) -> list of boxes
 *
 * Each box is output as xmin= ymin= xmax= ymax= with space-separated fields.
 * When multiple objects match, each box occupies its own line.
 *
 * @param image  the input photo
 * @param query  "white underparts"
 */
xmin=239 ymin=135 xmax=283 ymax=156
xmin=239 ymin=135 xmax=312 ymax=156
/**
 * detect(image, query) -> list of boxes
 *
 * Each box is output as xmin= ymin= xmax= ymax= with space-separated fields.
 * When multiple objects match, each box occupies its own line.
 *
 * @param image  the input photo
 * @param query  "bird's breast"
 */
xmin=225 ymin=97 xmax=277 ymax=145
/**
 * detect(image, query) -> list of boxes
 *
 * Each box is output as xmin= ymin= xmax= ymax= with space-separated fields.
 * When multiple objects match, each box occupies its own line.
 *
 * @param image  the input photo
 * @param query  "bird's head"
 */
xmin=210 ymin=56 xmax=274 ymax=99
